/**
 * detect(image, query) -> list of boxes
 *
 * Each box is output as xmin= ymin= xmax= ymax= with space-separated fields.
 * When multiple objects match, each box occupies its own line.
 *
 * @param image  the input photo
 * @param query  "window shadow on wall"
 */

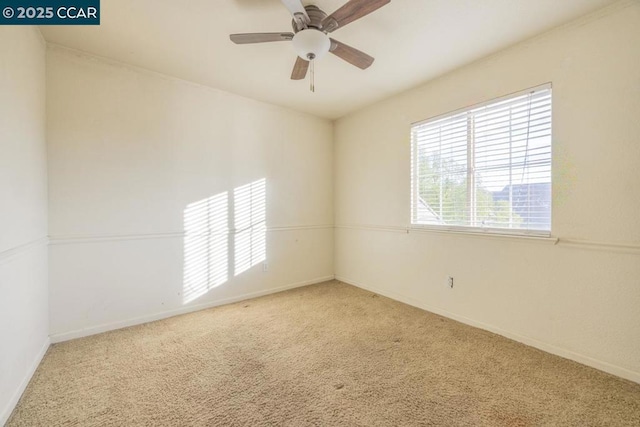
xmin=182 ymin=178 xmax=266 ymax=304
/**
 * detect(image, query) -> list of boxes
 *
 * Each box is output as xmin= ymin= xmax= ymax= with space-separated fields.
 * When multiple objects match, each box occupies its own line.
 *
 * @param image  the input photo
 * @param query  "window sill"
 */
xmin=409 ymin=224 xmax=558 ymax=244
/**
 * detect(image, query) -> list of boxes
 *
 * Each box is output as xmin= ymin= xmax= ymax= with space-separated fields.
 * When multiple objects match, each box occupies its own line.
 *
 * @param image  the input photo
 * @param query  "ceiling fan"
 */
xmin=230 ymin=0 xmax=390 ymax=91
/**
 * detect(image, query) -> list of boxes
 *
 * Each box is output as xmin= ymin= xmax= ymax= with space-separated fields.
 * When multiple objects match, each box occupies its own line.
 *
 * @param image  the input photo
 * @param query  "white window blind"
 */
xmin=411 ymin=84 xmax=552 ymax=235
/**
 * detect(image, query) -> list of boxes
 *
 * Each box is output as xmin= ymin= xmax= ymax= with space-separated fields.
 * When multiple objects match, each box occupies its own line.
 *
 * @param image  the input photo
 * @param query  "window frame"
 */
xmin=410 ymin=83 xmax=553 ymax=238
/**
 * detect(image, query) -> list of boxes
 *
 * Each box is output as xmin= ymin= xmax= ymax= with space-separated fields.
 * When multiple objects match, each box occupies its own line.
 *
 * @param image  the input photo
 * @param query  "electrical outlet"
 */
xmin=447 ymin=276 xmax=454 ymax=288
xmin=262 ymin=262 xmax=268 ymax=272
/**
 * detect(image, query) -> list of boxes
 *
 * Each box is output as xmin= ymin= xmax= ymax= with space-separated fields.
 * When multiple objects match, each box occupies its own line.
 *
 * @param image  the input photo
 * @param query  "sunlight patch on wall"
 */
xmin=183 ymin=192 xmax=229 ymax=303
xmin=182 ymin=178 xmax=267 ymax=304
xmin=234 ymin=179 xmax=266 ymax=276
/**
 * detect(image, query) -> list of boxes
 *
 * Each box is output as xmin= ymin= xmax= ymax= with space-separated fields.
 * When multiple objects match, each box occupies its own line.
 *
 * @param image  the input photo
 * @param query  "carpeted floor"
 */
xmin=8 ymin=280 xmax=640 ymax=426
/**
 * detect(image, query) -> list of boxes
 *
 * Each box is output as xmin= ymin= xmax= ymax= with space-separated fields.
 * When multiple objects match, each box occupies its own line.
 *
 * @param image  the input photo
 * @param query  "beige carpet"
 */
xmin=8 ymin=281 xmax=640 ymax=426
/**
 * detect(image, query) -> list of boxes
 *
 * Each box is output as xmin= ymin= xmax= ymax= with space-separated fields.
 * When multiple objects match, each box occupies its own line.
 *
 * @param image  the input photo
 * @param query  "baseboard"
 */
xmin=336 ymin=276 xmax=640 ymax=385
xmin=50 ymin=275 xmax=335 ymax=343
xmin=0 ymin=337 xmax=50 ymax=426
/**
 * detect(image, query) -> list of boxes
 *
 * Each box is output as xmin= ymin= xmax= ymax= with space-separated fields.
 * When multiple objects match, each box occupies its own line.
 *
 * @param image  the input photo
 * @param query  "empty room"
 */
xmin=1 ymin=0 xmax=639 ymax=425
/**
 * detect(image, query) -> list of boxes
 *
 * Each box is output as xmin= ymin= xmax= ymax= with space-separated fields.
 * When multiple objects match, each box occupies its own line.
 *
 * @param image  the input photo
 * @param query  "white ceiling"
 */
xmin=40 ymin=0 xmax=616 ymax=119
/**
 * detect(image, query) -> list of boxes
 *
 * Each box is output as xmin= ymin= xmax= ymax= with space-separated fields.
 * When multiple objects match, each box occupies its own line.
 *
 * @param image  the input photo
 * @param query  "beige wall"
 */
xmin=0 ymin=27 xmax=49 ymax=425
xmin=334 ymin=2 xmax=640 ymax=382
xmin=47 ymin=46 xmax=334 ymax=341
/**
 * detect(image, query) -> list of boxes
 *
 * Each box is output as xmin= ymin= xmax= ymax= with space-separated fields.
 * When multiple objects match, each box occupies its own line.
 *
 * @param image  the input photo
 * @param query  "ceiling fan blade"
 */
xmin=330 ymin=39 xmax=375 ymax=69
xmin=229 ymin=32 xmax=294 ymax=44
xmin=322 ymin=0 xmax=390 ymax=33
xmin=280 ymin=0 xmax=310 ymax=29
xmin=291 ymin=57 xmax=309 ymax=80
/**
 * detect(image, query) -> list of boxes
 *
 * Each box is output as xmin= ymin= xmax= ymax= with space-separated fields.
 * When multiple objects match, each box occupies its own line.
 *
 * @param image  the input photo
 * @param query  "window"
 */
xmin=411 ymin=84 xmax=552 ymax=236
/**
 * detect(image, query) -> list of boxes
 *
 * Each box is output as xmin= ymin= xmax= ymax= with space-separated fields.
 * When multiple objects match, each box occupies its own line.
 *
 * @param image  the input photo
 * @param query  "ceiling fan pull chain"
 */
xmin=310 ymin=60 xmax=315 ymax=92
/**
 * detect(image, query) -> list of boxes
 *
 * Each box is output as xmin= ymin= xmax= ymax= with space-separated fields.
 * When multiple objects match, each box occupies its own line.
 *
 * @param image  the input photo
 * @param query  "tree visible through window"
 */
xmin=411 ymin=85 xmax=552 ymax=235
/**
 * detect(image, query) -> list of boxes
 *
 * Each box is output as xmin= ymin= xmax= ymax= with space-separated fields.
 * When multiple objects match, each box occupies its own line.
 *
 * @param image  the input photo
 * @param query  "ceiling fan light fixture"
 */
xmin=292 ymin=29 xmax=330 ymax=61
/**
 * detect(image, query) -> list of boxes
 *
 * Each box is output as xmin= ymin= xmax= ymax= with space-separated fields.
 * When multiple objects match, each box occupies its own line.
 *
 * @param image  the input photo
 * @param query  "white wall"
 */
xmin=47 ymin=46 xmax=334 ymax=341
xmin=334 ymin=1 xmax=640 ymax=383
xmin=0 ymin=27 xmax=49 ymax=425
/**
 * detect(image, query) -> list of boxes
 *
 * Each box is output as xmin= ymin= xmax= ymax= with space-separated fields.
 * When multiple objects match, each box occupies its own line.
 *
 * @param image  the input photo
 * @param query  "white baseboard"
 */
xmin=50 ymin=275 xmax=335 ymax=343
xmin=0 ymin=337 xmax=50 ymax=426
xmin=336 ymin=276 xmax=640 ymax=385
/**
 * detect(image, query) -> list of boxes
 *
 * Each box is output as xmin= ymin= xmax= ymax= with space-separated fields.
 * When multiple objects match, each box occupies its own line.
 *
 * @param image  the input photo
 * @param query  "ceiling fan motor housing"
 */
xmin=291 ymin=5 xmax=331 ymax=61
xmin=292 ymin=5 xmax=327 ymax=31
